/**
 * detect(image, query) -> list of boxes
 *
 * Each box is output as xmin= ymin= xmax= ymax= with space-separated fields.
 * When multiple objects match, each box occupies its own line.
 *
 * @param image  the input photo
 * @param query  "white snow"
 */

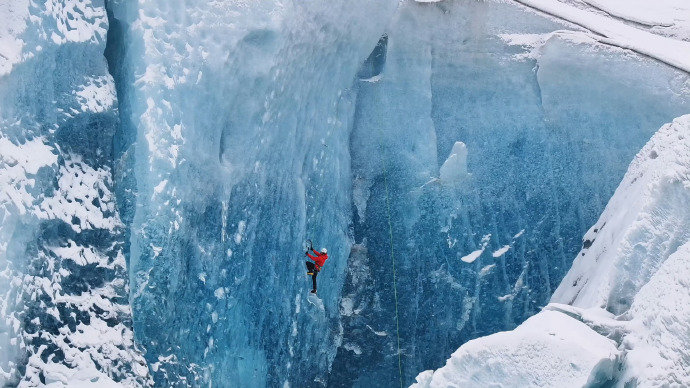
xmin=44 ymin=370 xmax=121 ymax=388
xmin=478 ymin=264 xmax=495 ymax=277
xmin=583 ymin=0 xmax=690 ymax=41
xmin=412 ymin=310 xmax=618 ymax=387
xmin=459 ymin=249 xmax=482 ymax=264
xmin=153 ymin=180 xmax=168 ymax=198
xmin=0 ymin=0 xmax=108 ymax=76
xmin=234 ymin=220 xmax=247 ymax=244
xmin=44 ymin=0 xmax=108 ymax=45
xmin=553 ymin=114 xmax=690 ymax=311
xmin=344 ymin=343 xmax=362 ymax=355
xmin=492 ymin=245 xmax=511 ymax=258
xmin=513 ymin=0 xmax=690 ymax=72
xmin=50 ymin=241 xmax=105 ymax=267
xmin=340 ymin=297 xmax=355 ymax=316
xmin=35 ymin=155 xmax=119 ymax=233
xmin=0 ymin=136 xmax=57 ymax=215
xmin=366 ymin=324 xmax=387 ymax=337
xmin=0 ymin=1 xmax=151 ymax=385
xmin=459 ymin=234 xmax=490 ymax=263
xmin=0 ymin=0 xmax=30 ymax=76
xmin=74 ymin=76 xmax=116 ymax=113
xmin=619 ymin=241 xmax=690 ymax=386
xmin=547 ymin=111 xmax=690 ymax=382
xmin=359 ymin=74 xmax=383 ymax=83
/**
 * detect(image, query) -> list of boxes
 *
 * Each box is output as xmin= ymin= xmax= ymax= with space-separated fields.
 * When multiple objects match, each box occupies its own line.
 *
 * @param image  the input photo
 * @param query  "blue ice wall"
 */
xmin=102 ymin=0 xmax=690 ymax=387
xmin=107 ymin=0 xmax=397 ymax=386
xmin=332 ymin=1 xmax=690 ymax=386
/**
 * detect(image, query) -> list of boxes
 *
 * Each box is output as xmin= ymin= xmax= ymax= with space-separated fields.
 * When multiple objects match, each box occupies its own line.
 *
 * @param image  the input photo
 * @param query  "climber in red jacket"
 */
xmin=305 ymin=247 xmax=328 ymax=294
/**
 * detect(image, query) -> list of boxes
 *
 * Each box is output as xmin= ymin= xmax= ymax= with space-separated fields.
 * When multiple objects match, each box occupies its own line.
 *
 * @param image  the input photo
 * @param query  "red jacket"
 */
xmin=306 ymin=250 xmax=328 ymax=270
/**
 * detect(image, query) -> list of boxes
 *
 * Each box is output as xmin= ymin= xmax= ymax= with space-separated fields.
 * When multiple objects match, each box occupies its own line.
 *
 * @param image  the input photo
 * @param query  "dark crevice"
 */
xmin=357 ymin=34 xmax=388 ymax=80
xmin=104 ymin=0 xmax=138 ymax=268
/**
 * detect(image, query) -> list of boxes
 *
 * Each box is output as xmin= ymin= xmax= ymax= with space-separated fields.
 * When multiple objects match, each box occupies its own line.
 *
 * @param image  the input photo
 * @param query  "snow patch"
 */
xmin=0 ymin=136 xmax=57 ymax=215
xmin=74 ymin=76 xmax=116 ymax=113
xmin=412 ymin=310 xmax=619 ymax=387
xmin=234 ymin=220 xmax=247 ymax=244
xmin=460 ymin=234 xmax=490 ymax=263
xmin=491 ymin=245 xmax=511 ymax=258
xmin=478 ymin=264 xmax=496 ymax=277
xmin=513 ymin=0 xmax=690 ymax=72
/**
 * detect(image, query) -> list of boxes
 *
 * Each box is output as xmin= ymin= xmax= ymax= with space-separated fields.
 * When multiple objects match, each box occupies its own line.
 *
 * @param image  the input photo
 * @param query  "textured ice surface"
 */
xmin=414 ymin=115 xmax=690 ymax=387
xmin=332 ymin=1 xmax=689 ymax=385
xmin=106 ymin=0 xmax=398 ymax=385
xmin=2 ymin=0 xmax=690 ymax=386
xmin=0 ymin=0 xmax=149 ymax=386
xmin=106 ymin=0 xmax=690 ymax=386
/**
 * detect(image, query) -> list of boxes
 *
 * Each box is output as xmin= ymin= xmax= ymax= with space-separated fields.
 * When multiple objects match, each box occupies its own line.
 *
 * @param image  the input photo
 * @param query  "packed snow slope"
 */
xmin=513 ymin=0 xmax=690 ymax=73
xmin=413 ymin=115 xmax=690 ymax=387
xmin=1 ymin=0 xmax=689 ymax=387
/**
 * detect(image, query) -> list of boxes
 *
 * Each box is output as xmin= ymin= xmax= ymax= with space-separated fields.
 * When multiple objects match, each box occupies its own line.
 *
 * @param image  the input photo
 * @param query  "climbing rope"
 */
xmin=379 ymin=147 xmax=404 ymax=388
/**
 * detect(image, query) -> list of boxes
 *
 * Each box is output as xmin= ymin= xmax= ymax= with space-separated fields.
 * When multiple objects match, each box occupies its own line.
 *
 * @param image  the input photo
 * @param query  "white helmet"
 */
xmin=320 ymin=248 xmax=327 ymax=254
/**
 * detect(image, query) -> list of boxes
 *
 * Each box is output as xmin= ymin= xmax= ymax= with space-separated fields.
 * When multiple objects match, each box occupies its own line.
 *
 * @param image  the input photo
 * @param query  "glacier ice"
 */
xmin=1 ymin=0 xmax=690 ymax=386
xmin=0 ymin=0 xmax=149 ymax=386
xmin=439 ymin=142 xmax=470 ymax=184
xmin=106 ymin=0 xmax=398 ymax=385
xmin=553 ymin=114 xmax=690 ymax=313
xmin=334 ymin=1 xmax=689 ymax=385
xmin=414 ymin=114 xmax=690 ymax=387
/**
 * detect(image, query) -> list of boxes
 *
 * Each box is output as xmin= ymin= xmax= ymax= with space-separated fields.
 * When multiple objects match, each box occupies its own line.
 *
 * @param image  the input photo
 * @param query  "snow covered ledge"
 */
xmin=413 ymin=115 xmax=690 ymax=387
xmin=412 ymin=308 xmax=619 ymax=387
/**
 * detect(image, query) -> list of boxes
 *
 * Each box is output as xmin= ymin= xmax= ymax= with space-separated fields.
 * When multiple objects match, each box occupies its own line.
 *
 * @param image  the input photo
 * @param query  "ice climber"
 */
xmin=305 ymin=246 xmax=328 ymax=294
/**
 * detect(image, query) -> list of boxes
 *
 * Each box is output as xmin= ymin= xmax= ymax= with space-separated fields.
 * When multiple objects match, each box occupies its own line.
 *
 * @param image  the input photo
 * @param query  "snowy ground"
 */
xmin=583 ymin=0 xmax=690 ymax=41
xmin=411 ymin=309 xmax=619 ymax=387
xmin=512 ymin=0 xmax=690 ymax=72
xmin=413 ymin=115 xmax=690 ymax=386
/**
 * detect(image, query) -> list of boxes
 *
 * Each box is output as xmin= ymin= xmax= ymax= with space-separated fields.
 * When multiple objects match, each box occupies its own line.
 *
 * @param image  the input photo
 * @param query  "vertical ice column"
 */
xmin=108 ymin=0 xmax=398 ymax=385
xmin=334 ymin=3 xmax=441 ymax=385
